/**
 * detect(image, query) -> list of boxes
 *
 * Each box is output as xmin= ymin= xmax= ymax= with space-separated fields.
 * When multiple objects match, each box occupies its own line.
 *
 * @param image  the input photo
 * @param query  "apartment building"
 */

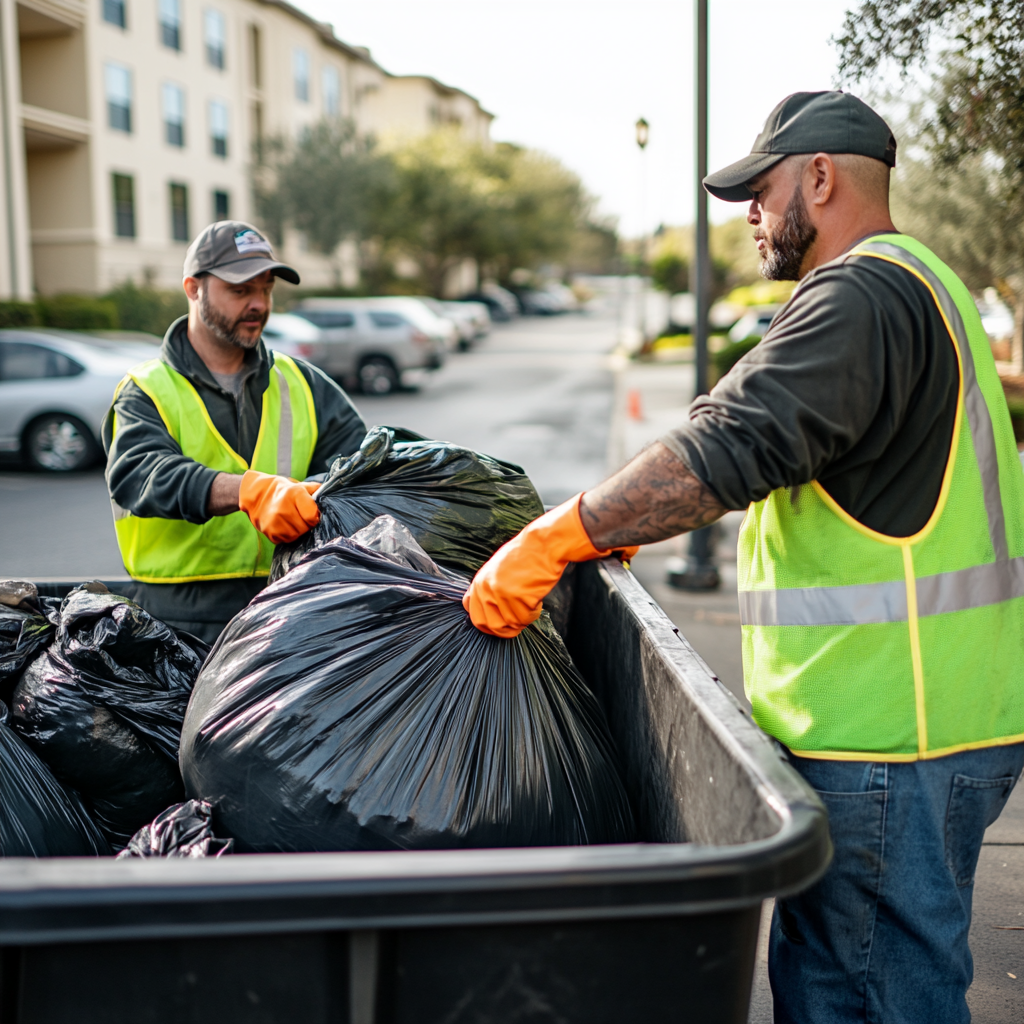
xmin=0 ymin=0 xmax=493 ymax=298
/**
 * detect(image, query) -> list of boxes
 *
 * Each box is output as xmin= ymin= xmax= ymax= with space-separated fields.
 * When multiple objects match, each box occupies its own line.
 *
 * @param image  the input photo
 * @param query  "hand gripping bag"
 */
xmin=270 ymin=426 xmax=544 ymax=581
xmin=11 ymin=584 xmax=209 ymax=848
xmin=182 ymin=517 xmax=635 ymax=852
xmin=0 ymin=701 xmax=109 ymax=857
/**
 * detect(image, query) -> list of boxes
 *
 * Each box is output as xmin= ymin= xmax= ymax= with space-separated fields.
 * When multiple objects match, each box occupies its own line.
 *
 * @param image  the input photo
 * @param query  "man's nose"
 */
xmin=747 ymin=199 xmax=761 ymax=225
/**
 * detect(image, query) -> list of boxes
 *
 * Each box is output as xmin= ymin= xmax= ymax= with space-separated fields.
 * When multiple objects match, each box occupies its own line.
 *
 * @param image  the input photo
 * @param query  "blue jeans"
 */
xmin=770 ymin=743 xmax=1024 ymax=1024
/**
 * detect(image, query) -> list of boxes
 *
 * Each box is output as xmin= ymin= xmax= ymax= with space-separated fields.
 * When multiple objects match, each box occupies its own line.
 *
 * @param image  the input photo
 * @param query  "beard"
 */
xmin=198 ymin=288 xmax=268 ymax=349
xmin=757 ymin=186 xmax=817 ymax=281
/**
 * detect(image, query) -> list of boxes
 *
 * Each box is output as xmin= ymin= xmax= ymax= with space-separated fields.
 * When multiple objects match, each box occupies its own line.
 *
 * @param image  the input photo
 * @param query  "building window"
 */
xmin=112 ymin=173 xmax=135 ymax=238
xmin=322 ymin=64 xmax=339 ymax=117
xmin=162 ymin=83 xmax=185 ymax=147
xmin=248 ymin=24 xmax=262 ymax=89
xmin=105 ymin=63 xmax=132 ymax=133
xmin=293 ymin=48 xmax=309 ymax=102
xmin=213 ymin=190 xmax=230 ymax=221
xmin=169 ymin=182 xmax=189 ymax=242
xmin=158 ymin=0 xmax=181 ymax=49
xmin=209 ymin=99 xmax=228 ymax=157
xmin=204 ymin=9 xmax=225 ymax=69
xmin=103 ymin=0 xmax=126 ymax=28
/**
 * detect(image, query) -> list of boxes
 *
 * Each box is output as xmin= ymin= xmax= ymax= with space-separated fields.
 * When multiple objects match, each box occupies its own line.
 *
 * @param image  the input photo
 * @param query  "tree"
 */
xmin=252 ymin=119 xmax=389 ymax=287
xmin=835 ymin=1 xmax=1024 ymax=366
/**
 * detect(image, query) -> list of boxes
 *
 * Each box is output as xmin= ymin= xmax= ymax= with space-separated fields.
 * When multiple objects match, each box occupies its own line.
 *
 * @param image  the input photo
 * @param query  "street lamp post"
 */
xmin=668 ymin=0 xmax=720 ymax=591
xmin=635 ymin=117 xmax=649 ymax=346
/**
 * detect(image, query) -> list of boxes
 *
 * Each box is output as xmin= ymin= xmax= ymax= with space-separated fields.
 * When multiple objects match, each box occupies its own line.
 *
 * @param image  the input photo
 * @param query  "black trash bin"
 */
xmin=0 ymin=561 xmax=829 ymax=1024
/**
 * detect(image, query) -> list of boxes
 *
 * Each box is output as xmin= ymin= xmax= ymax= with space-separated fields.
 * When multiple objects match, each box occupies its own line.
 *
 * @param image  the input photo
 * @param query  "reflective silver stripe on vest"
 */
xmin=855 ymin=241 xmax=1009 ymax=563
xmin=740 ymin=556 xmax=1024 ymax=626
xmin=274 ymin=365 xmax=293 ymax=478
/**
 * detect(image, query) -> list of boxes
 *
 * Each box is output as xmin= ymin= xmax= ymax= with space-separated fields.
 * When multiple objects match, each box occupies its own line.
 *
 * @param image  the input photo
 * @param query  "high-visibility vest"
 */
xmin=110 ymin=352 xmax=318 ymax=584
xmin=738 ymin=234 xmax=1024 ymax=761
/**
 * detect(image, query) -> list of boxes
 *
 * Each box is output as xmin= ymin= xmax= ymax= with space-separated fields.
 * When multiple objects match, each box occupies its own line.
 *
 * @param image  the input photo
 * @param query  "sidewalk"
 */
xmin=610 ymin=357 xmax=1024 ymax=1024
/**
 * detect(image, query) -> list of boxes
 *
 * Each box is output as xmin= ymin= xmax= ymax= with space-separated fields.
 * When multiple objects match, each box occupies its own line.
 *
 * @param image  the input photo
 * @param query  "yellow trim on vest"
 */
xmin=790 ymin=731 xmax=1024 ymax=763
xmin=902 ymin=543 xmax=927 ymax=754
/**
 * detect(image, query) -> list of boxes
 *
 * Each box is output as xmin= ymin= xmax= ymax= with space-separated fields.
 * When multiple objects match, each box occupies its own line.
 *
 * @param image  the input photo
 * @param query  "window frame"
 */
xmin=293 ymin=47 xmax=310 ymax=102
xmin=104 ymin=62 xmax=133 ymax=134
xmin=212 ymin=190 xmax=230 ymax=221
xmin=158 ymin=0 xmax=181 ymax=50
xmin=102 ymin=0 xmax=126 ymax=29
xmin=208 ymin=98 xmax=229 ymax=158
xmin=204 ymin=8 xmax=226 ymax=69
xmin=169 ymin=181 xmax=190 ymax=243
xmin=322 ymin=64 xmax=340 ymax=117
xmin=162 ymin=82 xmax=186 ymax=148
xmin=112 ymin=172 xmax=136 ymax=239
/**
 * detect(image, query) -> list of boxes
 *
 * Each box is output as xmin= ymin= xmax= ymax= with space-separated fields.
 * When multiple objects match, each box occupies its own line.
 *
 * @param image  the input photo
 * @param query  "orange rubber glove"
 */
xmin=463 ymin=493 xmax=639 ymax=638
xmin=238 ymin=471 xmax=321 ymax=544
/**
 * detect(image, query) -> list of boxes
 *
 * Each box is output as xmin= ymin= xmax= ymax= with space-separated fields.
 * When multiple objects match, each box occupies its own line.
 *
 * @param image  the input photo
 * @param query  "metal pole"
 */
xmin=669 ymin=0 xmax=719 ymax=592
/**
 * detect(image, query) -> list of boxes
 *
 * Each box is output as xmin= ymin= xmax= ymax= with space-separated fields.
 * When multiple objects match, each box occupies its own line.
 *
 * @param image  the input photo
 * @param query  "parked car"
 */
xmin=514 ymin=288 xmax=565 ymax=316
xmin=728 ymin=306 xmax=780 ymax=343
xmin=419 ymin=298 xmax=490 ymax=350
xmin=291 ymin=299 xmax=446 ymax=395
xmin=261 ymin=313 xmax=329 ymax=365
xmin=0 ymin=329 xmax=158 ymax=471
xmin=461 ymin=284 xmax=519 ymax=322
xmin=369 ymin=297 xmax=460 ymax=352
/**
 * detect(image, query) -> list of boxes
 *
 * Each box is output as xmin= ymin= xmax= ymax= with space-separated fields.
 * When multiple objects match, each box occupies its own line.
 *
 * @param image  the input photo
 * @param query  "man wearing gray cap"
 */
xmin=463 ymin=92 xmax=1024 ymax=1021
xmin=103 ymin=221 xmax=366 ymax=642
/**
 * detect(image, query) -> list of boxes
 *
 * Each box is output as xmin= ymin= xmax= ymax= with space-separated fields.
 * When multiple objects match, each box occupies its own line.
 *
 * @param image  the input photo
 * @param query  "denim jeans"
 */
xmin=770 ymin=743 xmax=1024 ymax=1024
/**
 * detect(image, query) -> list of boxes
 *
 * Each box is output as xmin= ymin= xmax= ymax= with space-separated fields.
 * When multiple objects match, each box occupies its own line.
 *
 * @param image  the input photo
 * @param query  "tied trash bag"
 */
xmin=182 ymin=517 xmax=635 ymax=852
xmin=11 ymin=584 xmax=209 ymax=848
xmin=270 ymin=425 xmax=544 ymax=581
xmin=0 ymin=580 xmax=60 ymax=704
xmin=117 ymin=800 xmax=233 ymax=859
xmin=0 ymin=701 xmax=109 ymax=856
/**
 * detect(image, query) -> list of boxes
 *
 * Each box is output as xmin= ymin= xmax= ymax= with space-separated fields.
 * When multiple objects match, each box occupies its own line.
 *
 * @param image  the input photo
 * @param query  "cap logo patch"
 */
xmin=234 ymin=229 xmax=271 ymax=256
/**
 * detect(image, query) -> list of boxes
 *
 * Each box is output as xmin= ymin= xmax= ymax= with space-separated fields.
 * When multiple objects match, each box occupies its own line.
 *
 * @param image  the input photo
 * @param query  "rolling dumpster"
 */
xmin=0 ymin=560 xmax=830 ymax=1023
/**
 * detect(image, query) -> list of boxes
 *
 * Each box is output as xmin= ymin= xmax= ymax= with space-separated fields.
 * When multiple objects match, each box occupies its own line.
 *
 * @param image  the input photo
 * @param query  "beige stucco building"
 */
xmin=0 ymin=0 xmax=493 ymax=298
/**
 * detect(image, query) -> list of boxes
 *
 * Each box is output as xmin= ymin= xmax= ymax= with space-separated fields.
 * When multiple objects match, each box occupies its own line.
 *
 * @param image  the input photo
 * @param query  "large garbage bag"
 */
xmin=182 ymin=517 xmax=635 ymax=852
xmin=0 ymin=701 xmax=109 ymax=857
xmin=271 ymin=425 xmax=544 ymax=581
xmin=0 ymin=581 xmax=60 ymax=704
xmin=117 ymin=800 xmax=233 ymax=859
xmin=11 ymin=584 xmax=209 ymax=848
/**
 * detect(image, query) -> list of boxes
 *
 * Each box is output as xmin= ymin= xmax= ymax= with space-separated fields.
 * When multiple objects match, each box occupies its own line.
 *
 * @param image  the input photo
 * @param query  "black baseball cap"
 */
xmin=183 ymin=221 xmax=300 ymax=284
xmin=704 ymin=91 xmax=897 ymax=203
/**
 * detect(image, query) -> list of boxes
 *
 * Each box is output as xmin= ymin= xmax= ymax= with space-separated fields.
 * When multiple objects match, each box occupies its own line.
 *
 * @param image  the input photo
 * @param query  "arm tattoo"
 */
xmin=580 ymin=442 xmax=729 ymax=548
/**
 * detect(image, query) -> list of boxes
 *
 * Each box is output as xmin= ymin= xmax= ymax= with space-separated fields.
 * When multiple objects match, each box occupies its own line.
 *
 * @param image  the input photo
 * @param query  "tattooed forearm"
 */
xmin=579 ymin=442 xmax=728 ymax=548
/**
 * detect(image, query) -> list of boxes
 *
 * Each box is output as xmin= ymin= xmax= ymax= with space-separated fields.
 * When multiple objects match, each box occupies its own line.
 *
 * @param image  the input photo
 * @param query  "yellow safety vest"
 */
xmin=739 ymin=234 xmax=1024 ymax=761
xmin=110 ymin=352 xmax=318 ymax=583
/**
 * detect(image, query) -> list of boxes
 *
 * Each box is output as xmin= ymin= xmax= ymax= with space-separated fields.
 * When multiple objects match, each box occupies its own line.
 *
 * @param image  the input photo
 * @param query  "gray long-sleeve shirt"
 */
xmin=661 ymin=246 xmax=960 ymax=537
xmin=102 ymin=315 xmax=366 ymax=638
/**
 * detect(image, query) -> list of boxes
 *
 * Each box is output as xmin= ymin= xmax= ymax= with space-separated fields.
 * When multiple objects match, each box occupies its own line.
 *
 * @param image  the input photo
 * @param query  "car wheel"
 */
xmin=358 ymin=357 xmax=399 ymax=396
xmin=24 ymin=414 xmax=98 ymax=472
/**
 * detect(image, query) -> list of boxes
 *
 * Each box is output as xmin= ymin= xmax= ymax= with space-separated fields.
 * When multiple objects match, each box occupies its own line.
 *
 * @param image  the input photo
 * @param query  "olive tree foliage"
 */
xmin=835 ymin=1 xmax=1024 ymax=366
xmin=252 ymin=119 xmax=390 ymax=286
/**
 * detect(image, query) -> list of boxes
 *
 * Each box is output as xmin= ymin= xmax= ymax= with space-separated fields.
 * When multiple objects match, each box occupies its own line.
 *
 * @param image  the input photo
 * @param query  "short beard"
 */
xmin=198 ymin=287 xmax=267 ymax=350
xmin=758 ymin=187 xmax=817 ymax=281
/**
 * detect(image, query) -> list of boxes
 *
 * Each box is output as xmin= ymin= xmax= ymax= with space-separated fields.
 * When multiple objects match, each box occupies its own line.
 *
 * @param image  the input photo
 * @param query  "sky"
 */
xmin=298 ymin=0 xmax=858 ymax=234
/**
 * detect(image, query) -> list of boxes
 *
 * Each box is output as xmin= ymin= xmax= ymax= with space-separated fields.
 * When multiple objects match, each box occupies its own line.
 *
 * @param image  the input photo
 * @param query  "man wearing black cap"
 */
xmin=463 ymin=93 xmax=1024 ymax=1021
xmin=104 ymin=221 xmax=366 ymax=642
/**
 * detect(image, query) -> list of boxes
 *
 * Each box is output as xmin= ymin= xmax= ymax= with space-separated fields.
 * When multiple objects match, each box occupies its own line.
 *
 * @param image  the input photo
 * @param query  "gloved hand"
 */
xmin=463 ymin=493 xmax=639 ymax=638
xmin=238 ymin=471 xmax=320 ymax=544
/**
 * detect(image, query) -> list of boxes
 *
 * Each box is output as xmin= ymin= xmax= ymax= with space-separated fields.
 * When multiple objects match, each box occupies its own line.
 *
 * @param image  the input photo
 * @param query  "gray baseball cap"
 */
xmin=183 ymin=221 xmax=300 ymax=284
xmin=704 ymin=91 xmax=897 ymax=203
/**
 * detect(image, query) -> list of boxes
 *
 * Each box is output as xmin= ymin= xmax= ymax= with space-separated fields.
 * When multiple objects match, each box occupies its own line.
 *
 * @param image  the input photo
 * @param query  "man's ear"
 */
xmin=183 ymin=276 xmax=201 ymax=301
xmin=806 ymin=154 xmax=836 ymax=207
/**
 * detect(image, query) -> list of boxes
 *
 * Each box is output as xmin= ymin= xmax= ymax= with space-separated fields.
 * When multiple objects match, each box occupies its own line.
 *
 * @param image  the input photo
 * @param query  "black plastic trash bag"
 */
xmin=0 ymin=581 xmax=60 ymax=704
xmin=271 ymin=425 xmax=544 ymax=581
xmin=0 ymin=701 xmax=109 ymax=857
xmin=182 ymin=517 xmax=635 ymax=852
xmin=117 ymin=799 xmax=233 ymax=859
xmin=11 ymin=584 xmax=209 ymax=848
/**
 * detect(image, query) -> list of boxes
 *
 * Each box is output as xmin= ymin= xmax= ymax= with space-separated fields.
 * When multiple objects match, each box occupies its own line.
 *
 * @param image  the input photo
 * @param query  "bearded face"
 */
xmin=756 ymin=184 xmax=818 ymax=282
xmin=198 ymin=282 xmax=268 ymax=350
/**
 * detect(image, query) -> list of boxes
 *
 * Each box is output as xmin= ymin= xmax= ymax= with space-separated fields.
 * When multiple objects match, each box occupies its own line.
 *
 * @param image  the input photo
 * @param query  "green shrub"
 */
xmin=712 ymin=335 xmax=761 ymax=379
xmin=37 ymin=294 xmax=119 ymax=330
xmin=103 ymin=280 xmax=187 ymax=337
xmin=0 ymin=301 xmax=40 ymax=328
